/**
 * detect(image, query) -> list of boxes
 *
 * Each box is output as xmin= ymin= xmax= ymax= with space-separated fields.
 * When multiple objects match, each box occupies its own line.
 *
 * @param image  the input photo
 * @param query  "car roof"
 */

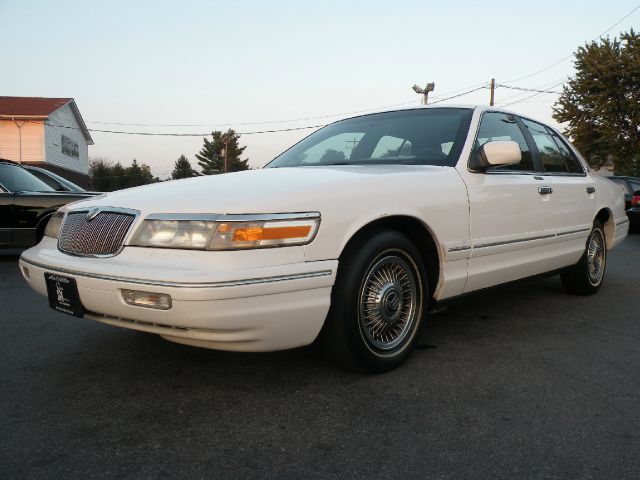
xmin=0 ymin=159 xmax=21 ymax=166
xmin=333 ymin=104 xmax=541 ymax=126
xmin=362 ymin=103 xmax=517 ymax=115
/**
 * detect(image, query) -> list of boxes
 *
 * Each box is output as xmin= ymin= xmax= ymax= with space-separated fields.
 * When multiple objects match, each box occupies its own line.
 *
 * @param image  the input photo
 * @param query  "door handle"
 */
xmin=538 ymin=186 xmax=553 ymax=195
xmin=586 ymin=186 xmax=596 ymax=194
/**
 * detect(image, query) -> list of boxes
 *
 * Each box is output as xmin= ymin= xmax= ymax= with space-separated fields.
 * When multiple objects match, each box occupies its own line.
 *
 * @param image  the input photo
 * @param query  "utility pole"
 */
xmin=222 ymin=136 xmax=229 ymax=173
xmin=412 ymin=82 xmax=435 ymax=105
xmin=489 ymin=78 xmax=495 ymax=106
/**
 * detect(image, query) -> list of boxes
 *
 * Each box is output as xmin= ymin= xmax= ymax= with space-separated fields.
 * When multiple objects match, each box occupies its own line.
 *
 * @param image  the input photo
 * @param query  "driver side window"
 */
xmin=475 ymin=113 xmax=533 ymax=171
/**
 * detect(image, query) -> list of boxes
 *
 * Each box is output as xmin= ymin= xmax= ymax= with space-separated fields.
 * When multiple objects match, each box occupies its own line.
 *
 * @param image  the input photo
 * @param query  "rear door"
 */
xmin=520 ymin=118 xmax=595 ymax=252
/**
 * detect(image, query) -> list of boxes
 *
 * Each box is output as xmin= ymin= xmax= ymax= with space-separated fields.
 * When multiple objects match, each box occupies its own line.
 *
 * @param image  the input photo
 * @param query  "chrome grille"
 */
xmin=58 ymin=210 xmax=136 ymax=257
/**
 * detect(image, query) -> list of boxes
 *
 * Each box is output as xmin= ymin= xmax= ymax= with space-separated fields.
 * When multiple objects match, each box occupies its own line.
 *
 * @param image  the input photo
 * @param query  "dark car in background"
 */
xmin=22 ymin=165 xmax=87 ymax=192
xmin=0 ymin=161 xmax=96 ymax=248
xmin=609 ymin=176 xmax=640 ymax=232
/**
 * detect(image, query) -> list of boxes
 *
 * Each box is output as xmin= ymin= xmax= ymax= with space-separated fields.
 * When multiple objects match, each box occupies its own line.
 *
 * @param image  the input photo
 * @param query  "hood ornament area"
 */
xmin=86 ymin=208 xmax=101 ymax=221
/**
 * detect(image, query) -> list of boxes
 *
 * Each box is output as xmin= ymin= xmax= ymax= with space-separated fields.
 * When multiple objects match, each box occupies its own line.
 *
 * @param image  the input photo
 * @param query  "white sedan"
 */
xmin=20 ymin=105 xmax=629 ymax=372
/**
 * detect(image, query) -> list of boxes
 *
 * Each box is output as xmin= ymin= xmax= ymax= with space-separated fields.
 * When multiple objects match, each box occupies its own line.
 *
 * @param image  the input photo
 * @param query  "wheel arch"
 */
xmin=595 ymin=208 xmax=614 ymax=249
xmin=337 ymin=215 xmax=443 ymax=299
xmin=35 ymin=211 xmax=55 ymax=241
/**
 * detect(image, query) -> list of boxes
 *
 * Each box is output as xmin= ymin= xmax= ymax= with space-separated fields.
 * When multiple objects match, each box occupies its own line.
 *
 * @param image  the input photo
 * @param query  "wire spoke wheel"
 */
xmin=358 ymin=252 xmax=420 ymax=351
xmin=587 ymin=229 xmax=605 ymax=286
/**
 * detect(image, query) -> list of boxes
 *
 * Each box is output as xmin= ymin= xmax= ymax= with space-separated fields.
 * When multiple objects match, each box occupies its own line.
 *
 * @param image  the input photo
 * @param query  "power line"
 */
xmin=504 ymin=4 xmax=639 ymax=83
xmin=497 ymin=84 xmax=563 ymax=94
xmin=44 ymin=87 xmax=489 ymax=137
xmin=429 ymin=85 xmax=489 ymax=104
xmin=86 ymin=100 xmax=419 ymax=128
xmin=496 ymin=57 xmax=639 ymax=105
xmin=45 ymin=121 xmax=327 ymax=137
xmin=500 ymin=81 xmax=566 ymax=107
xmin=495 ymin=77 xmax=569 ymax=104
xmin=86 ymin=83 xmax=493 ymax=128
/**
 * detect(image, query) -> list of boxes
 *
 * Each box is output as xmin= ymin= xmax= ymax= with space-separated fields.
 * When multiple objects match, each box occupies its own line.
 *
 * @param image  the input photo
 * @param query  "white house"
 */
xmin=0 ymin=97 xmax=93 ymax=186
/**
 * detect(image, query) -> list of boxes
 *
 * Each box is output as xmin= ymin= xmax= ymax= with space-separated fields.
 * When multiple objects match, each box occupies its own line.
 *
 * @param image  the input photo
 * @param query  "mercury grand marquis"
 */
xmin=19 ymin=105 xmax=629 ymax=372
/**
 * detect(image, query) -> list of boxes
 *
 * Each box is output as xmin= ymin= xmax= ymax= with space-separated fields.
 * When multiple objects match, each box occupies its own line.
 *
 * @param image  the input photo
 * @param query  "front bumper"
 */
xmin=20 ymin=238 xmax=337 ymax=351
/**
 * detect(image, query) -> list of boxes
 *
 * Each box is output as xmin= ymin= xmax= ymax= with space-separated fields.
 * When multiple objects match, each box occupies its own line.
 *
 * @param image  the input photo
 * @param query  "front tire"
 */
xmin=561 ymin=221 xmax=607 ymax=295
xmin=319 ymin=230 xmax=428 ymax=373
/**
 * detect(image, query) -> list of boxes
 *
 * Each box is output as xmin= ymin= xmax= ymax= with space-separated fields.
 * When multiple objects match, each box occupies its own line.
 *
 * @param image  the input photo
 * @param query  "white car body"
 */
xmin=19 ymin=105 xmax=629 ymax=353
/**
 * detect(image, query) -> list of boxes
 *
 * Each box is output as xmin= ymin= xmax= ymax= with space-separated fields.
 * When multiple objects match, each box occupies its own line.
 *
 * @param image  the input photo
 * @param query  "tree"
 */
xmin=171 ymin=154 xmax=199 ymax=180
xmin=319 ymin=149 xmax=346 ymax=163
xmin=123 ymin=159 xmax=155 ymax=188
xmin=196 ymin=129 xmax=249 ymax=175
xmin=553 ymin=29 xmax=640 ymax=175
xmin=88 ymin=158 xmax=157 ymax=192
xmin=111 ymin=162 xmax=127 ymax=190
xmin=89 ymin=157 xmax=113 ymax=191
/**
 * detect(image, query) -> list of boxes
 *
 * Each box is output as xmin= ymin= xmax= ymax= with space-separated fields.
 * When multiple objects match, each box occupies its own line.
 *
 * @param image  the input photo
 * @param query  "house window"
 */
xmin=61 ymin=134 xmax=79 ymax=158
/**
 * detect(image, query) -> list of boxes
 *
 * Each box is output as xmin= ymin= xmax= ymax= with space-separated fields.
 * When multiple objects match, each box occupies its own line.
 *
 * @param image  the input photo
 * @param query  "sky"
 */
xmin=2 ymin=0 xmax=638 ymax=178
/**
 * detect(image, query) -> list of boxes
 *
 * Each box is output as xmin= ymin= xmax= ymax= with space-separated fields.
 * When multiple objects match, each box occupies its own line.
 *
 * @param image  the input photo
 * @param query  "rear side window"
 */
xmin=521 ymin=119 xmax=583 ymax=174
xmin=28 ymin=169 xmax=62 ymax=190
xmin=474 ymin=113 xmax=533 ymax=171
xmin=0 ymin=164 xmax=53 ymax=192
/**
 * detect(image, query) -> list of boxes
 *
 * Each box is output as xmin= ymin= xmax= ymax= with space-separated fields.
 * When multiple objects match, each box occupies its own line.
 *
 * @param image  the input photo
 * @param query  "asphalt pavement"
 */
xmin=1 ymin=235 xmax=639 ymax=479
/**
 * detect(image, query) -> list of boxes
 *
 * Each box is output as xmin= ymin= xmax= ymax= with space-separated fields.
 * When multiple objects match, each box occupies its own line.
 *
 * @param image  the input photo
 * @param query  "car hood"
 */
xmin=64 ymin=165 xmax=443 ymax=215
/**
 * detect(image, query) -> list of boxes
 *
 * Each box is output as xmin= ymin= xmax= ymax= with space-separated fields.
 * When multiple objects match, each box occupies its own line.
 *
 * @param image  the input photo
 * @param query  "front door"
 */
xmin=457 ymin=111 xmax=558 ymax=293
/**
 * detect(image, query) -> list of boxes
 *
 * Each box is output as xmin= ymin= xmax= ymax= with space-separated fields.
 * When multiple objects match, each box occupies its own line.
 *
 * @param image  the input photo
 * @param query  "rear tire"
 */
xmin=319 ymin=230 xmax=428 ymax=373
xmin=561 ymin=221 xmax=606 ymax=296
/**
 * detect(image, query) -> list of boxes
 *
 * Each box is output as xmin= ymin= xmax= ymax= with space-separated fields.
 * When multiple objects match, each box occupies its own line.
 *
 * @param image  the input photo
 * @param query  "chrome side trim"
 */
xmin=19 ymin=257 xmax=332 ymax=289
xmin=556 ymin=227 xmax=591 ymax=237
xmin=474 ymin=233 xmax=555 ymax=249
xmin=450 ymin=228 xmax=592 ymax=253
xmin=143 ymin=212 xmax=321 ymax=222
xmin=145 ymin=213 xmax=220 ymax=221
xmin=448 ymin=246 xmax=471 ymax=252
xmin=218 ymin=212 xmax=321 ymax=222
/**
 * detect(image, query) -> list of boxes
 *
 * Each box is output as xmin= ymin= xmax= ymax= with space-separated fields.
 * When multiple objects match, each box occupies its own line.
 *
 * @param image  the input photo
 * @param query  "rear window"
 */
xmin=0 ymin=164 xmax=54 ymax=192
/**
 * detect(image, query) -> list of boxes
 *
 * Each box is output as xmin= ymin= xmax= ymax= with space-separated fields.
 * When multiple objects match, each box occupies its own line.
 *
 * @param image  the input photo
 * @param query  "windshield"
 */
xmin=267 ymin=108 xmax=473 ymax=168
xmin=0 ymin=163 xmax=54 ymax=192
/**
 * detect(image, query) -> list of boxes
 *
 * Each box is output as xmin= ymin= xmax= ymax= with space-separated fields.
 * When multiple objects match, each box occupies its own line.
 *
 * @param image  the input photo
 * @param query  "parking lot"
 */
xmin=0 ymin=234 xmax=638 ymax=479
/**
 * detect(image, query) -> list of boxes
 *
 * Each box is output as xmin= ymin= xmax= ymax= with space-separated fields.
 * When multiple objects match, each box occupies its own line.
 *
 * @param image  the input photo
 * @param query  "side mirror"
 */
xmin=476 ymin=140 xmax=521 ymax=168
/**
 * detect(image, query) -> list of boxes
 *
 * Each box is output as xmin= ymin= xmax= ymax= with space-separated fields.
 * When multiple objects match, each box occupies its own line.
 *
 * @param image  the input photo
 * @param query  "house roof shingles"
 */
xmin=0 ymin=96 xmax=73 ymax=117
xmin=0 ymin=96 xmax=93 ymax=144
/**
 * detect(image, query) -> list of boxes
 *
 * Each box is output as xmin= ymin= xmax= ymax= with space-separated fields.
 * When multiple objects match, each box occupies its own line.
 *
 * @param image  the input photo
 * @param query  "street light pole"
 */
xmin=489 ymin=78 xmax=496 ymax=106
xmin=412 ymin=82 xmax=435 ymax=105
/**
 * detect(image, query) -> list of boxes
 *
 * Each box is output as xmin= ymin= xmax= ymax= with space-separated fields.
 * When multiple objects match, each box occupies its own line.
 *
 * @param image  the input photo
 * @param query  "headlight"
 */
xmin=44 ymin=212 xmax=65 ymax=239
xmin=130 ymin=213 xmax=320 ymax=250
xmin=129 ymin=219 xmax=216 ymax=249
